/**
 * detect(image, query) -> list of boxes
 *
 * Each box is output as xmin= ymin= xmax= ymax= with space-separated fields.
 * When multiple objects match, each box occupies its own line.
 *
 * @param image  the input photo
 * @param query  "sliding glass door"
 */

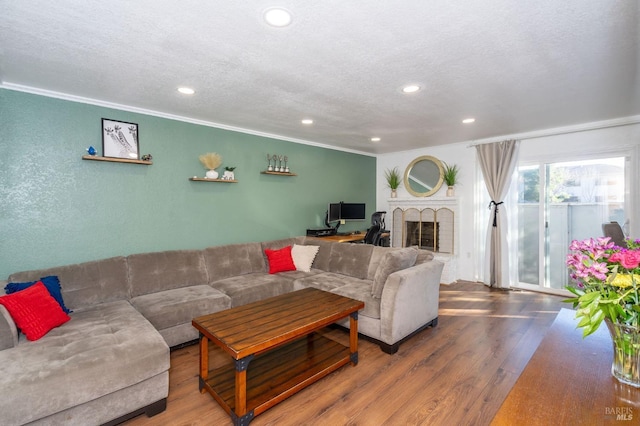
xmin=516 ymin=156 xmax=626 ymax=293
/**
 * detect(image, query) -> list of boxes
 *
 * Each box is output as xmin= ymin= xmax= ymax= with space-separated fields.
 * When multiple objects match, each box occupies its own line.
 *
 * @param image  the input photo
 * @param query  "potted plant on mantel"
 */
xmin=443 ymin=162 xmax=460 ymax=197
xmin=385 ymin=167 xmax=401 ymax=198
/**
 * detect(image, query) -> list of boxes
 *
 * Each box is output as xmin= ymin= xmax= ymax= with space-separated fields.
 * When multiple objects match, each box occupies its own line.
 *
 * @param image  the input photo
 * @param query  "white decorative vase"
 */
xmin=206 ymin=169 xmax=219 ymax=179
xmin=391 ymin=189 xmax=398 ymax=198
xmin=223 ymin=171 xmax=235 ymax=180
xmin=446 ymin=186 xmax=455 ymax=197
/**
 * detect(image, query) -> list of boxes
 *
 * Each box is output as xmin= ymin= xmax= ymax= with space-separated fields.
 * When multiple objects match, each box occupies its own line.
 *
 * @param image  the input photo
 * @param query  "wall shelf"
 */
xmin=189 ymin=177 xmax=238 ymax=183
xmin=261 ymin=171 xmax=297 ymax=176
xmin=82 ymin=155 xmax=152 ymax=165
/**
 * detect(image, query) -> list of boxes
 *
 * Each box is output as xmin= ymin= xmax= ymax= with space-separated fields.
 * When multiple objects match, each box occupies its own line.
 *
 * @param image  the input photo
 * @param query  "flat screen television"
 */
xmin=327 ymin=202 xmax=366 ymax=222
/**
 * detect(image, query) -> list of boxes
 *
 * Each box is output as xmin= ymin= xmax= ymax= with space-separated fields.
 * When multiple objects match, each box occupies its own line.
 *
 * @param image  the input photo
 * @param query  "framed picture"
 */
xmin=101 ymin=118 xmax=139 ymax=160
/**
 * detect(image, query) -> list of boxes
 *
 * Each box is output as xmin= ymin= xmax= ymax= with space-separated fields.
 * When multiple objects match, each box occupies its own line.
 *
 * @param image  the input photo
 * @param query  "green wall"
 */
xmin=0 ymin=89 xmax=376 ymax=277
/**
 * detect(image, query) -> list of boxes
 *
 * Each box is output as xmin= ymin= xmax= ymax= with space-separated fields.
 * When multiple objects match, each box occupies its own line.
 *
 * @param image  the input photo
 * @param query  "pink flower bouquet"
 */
xmin=565 ymin=237 xmax=640 ymax=337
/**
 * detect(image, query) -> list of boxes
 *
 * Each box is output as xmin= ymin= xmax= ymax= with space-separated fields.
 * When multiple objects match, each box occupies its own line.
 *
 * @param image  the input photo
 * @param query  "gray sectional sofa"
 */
xmin=0 ymin=236 xmax=444 ymax=426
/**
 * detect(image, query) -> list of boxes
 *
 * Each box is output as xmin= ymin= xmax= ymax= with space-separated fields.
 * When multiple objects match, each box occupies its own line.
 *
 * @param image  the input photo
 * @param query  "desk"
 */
xmin=315 ymin=232 xmax=391 ymax=244
xmin=316 ymin=233 xmax=365 ymax=243
xmin=492 ymin=308 xmax=640 ymax=425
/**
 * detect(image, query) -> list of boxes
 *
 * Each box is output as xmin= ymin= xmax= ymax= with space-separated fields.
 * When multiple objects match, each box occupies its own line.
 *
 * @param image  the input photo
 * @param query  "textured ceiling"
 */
xmin=1 ymin=1 xmax=638 ymax=154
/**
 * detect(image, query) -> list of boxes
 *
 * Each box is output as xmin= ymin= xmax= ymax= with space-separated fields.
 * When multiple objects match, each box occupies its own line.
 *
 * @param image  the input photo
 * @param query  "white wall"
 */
xmin=377 ymin=117 xmax=640 ymax=283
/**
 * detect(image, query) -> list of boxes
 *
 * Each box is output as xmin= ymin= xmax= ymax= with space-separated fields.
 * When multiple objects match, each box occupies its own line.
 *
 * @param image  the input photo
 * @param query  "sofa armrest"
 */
xmin=379 ymin=260 xmax=444 ymax=345
xmin=0 ymin=305 xmax=18 ymax=350
xmin=0 ymin=280 xmax=18 ymax=350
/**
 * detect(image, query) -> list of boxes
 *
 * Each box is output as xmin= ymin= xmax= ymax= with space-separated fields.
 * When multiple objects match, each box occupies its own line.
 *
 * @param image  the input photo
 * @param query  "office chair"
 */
xmin=357 ymin=212 xmax=387 ymax=246
xmin=371 ymin=211 xmax=386 ymax=229
xmin=602 ymin=221 xmax=627 ymax=248
xmin=363 ymin=224 xmax=382 ymax=245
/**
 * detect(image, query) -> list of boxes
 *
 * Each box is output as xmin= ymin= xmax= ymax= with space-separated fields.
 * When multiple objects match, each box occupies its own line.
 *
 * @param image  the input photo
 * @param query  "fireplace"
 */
xmin=388 ymin=197 xmax=458 ymax=283
xmin=391 ymin=206 xmax=454 ymax=254
xmin=405 ymin=221 xmax=439 ymax=251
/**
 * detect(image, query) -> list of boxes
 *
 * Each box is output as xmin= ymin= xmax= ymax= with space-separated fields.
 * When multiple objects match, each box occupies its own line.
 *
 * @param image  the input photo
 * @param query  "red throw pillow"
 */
xmin=0 ymin=281 xmax=71 ymax=341
xmin=264 ymin=246 xmax=296 ymax=274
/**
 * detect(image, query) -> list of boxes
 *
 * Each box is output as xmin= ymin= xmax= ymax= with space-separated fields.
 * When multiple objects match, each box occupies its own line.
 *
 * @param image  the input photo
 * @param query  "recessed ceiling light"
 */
xmin=301 ymin=119 xmax=313 ymax=125
xmin=462 ymin=118 xmax=476 ymax=124
xmin=177 ymin=87 xmax=195 ymax=95
xmin=371 ymin=137 xmax=381 ymax=142
xmin=401 ymin=85 xmax=421 ymax=94
xmin=264 ymin=8 xmax=292 ymax=27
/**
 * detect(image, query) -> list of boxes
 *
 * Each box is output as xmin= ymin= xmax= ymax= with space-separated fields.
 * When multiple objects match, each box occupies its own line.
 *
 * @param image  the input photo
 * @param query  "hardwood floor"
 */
xmin=124 ymin=281 xmax=565 ymax=426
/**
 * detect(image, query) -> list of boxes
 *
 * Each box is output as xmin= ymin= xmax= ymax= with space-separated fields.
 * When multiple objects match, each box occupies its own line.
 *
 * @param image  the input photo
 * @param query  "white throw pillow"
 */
xmin=291 ymin=244 xmax=320 ymax=272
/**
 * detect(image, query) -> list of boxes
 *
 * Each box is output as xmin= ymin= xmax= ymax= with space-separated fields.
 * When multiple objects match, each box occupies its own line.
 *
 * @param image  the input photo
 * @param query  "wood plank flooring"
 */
xmin=124 ymin=281 xmax=565 ymax=426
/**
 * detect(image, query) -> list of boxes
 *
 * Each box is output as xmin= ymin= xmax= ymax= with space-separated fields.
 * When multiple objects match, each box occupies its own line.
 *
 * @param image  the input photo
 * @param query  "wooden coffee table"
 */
xmin=192 ymin=288 xmax=365 ymax=426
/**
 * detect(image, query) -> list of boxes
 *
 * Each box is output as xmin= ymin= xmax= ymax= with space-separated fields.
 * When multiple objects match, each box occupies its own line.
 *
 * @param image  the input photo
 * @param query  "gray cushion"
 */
xmin=330 ymin=280 xmax=380 ymax=319
xmin=367 ymin=246 xmax=403 ymax=280
xmin=130 ymin=285 xmax=230 ymax=331
xmin=0 ymin=301 xmax=169 ymax=426
xmin=293 ymin=271 xmax=352 ymax=293
xmin=412 ymin=246 xmax=435 ymax=264
xmin=328 ymin=243 xmax=374 ymax=279
xmin=203 ymin=242 xmax=265 ymax=281
xmin=303 ymin=237 xmax=335 ymax=271
xmin=128 ymin=250 xmax=208 ymax=297
xmin=371 ymin=247 xmax=418 ymax=298
xmin=8 ymin=257 xmax=129 ymax=310
xmin=210 ymin=273 xmax=296 ymax=307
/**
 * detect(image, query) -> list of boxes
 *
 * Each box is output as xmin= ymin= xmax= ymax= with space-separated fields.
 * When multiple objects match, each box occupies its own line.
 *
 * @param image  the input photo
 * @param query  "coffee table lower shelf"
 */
xmin=200 ymin=332 xmax=352 ymax=422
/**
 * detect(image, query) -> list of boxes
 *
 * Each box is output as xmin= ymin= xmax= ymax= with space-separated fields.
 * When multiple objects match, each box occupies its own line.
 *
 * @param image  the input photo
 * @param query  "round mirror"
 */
xmin=404 ymin=155 xmax=444 ymax=197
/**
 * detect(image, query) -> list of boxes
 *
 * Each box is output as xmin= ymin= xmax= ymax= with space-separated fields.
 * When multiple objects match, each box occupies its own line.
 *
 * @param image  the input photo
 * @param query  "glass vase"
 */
xmin=605 ymin=319 xmax=640 ymax=388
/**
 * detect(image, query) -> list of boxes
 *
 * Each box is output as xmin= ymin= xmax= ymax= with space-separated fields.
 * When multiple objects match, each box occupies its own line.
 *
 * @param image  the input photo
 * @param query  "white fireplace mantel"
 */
xmin=387 ymin=197 xmax=459 ymax=284
xmin=387 ymin=196 xmax=458 ymax=208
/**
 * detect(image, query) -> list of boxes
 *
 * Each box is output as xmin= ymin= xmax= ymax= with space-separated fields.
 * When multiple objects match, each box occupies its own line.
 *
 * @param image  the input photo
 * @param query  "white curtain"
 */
xmin=476 ymin=140 xmax=520 ymax=288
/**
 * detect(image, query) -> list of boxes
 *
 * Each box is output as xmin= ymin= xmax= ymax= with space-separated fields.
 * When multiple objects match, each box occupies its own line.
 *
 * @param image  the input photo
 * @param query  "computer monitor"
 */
xmin=339 ymin=203 xmax=366 ymax=220
xmin=328 ymin=203 xmax=342 ymax=222
xmin=327 ymin=202 xmax=366 ymax=222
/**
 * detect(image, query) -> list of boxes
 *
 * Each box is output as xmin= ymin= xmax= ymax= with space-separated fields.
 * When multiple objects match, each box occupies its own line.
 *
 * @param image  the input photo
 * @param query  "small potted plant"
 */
xmin=443 ymin=162 xmax=459 ymax=196
xmin=385 ymin=167 xmax=401 ymax=198
xmin=223 ymin=166 xmax=236 ymax=180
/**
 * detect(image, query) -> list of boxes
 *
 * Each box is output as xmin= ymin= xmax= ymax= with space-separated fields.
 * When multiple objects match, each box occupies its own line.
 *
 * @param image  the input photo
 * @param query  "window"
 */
xmin=516 ymin=156 xmax=626 ymax=292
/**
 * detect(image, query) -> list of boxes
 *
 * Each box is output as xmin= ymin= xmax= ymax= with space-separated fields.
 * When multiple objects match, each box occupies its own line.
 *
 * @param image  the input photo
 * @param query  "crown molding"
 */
xmin=1 ymin=82 xmax=376 ymax=157
xmin=467 ymin=115 xmax=640 ymax=147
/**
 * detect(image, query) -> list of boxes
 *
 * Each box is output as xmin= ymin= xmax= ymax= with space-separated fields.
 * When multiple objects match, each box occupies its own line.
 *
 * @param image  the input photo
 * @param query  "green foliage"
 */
xmin=443 ymin=162 xmax=459 ymax=187
xmin=385 ymin=167 xmax=401 ymax=190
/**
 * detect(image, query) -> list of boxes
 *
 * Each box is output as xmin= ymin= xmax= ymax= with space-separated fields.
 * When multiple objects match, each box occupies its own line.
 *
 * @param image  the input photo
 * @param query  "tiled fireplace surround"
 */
xmin=388 ymin=197 xmax=458 ymax=284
